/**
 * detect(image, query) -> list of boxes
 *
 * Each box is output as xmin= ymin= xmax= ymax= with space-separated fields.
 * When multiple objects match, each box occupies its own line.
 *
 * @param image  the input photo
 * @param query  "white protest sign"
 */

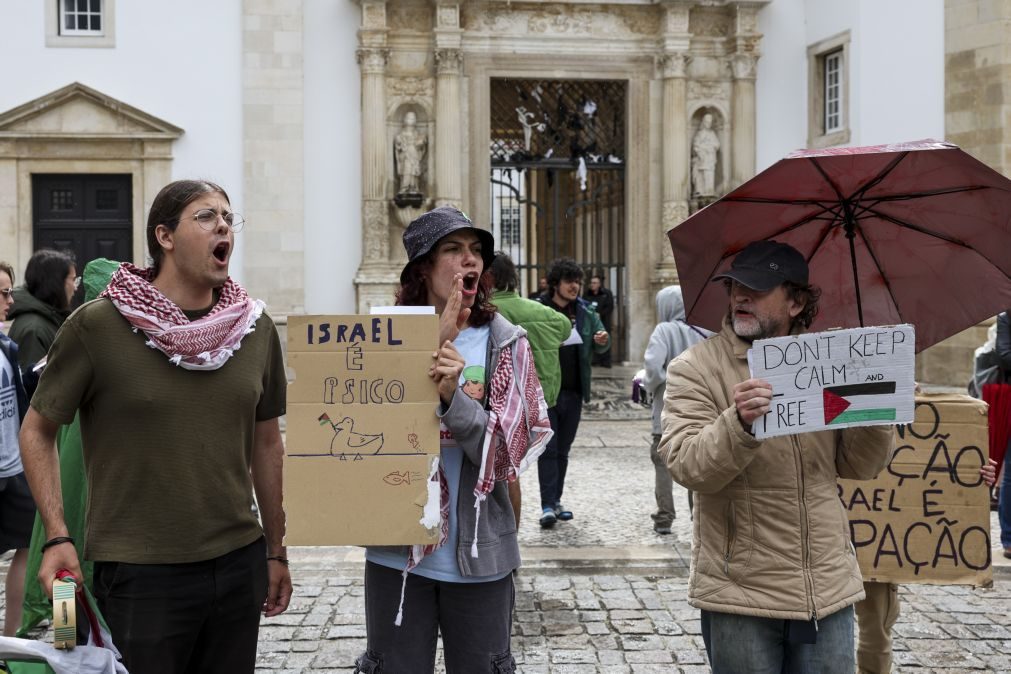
xmin=747 ymin=325 xmax=916 ymax=440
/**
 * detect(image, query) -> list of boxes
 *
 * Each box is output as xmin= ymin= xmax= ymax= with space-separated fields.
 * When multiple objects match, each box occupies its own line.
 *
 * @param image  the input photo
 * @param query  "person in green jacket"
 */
xmin=8 ymin=249 xmax=77 ymax=371
xmin=490 ymin=253 xmax=572 ymax=528
xmin=17 ymin=257 xmax=119 ymax=637
xmin=490 ymin=253 xmax=571 ymax=408
xmin=534 ymin=257 xmax=609 ymax=528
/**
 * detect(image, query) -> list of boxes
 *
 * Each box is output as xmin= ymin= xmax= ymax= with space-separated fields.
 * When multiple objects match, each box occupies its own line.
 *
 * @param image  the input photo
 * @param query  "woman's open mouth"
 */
xmin=461 ymin=272 xmax=479 ymax=297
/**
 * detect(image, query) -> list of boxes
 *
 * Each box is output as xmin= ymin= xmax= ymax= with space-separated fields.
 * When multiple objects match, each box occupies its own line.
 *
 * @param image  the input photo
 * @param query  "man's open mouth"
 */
xmin=213 ymin=241 xmax=230 ymax=264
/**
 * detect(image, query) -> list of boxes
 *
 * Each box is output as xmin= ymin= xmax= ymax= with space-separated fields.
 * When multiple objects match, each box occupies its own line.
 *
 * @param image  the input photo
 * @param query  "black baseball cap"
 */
xmin=401 ymin=206 xmax=495 ymax=284
xmin=711 ymin=240 xmax=808 ymax=291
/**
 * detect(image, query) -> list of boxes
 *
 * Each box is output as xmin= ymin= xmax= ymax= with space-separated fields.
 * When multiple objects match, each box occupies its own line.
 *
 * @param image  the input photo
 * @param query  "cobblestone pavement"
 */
xmin=6 ymin=414 xmax=1010 ymax=672
xmin=247 ymin=417 xmax=1010 ymax=673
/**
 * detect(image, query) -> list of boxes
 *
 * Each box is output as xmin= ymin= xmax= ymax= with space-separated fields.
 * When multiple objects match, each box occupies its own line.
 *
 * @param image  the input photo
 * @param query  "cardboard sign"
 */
xmin=284 ymin=315 xmax=442 ymax=546
xmin=838 ymin=394 xmax=992 ymax=587
xmin=748 ymin=325 xmax=916 ymax=439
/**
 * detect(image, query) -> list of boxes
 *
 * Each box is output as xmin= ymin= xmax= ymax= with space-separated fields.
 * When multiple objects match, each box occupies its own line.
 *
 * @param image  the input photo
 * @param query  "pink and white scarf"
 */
xmin=394 ymin=336 xmax=552 ymax=625
xmin=100 ymin=263 xmax=265 ymax=371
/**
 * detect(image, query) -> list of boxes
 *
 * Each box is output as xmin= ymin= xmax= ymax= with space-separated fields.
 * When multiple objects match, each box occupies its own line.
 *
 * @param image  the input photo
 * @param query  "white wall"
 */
xmin=303 ymin=0 xmax=361 ymax=314
xmin=756 ymin=0 xmax=809 ymax=171
xmin=756 ymin=0 xmax=944 ymax=170
xmin=855 ymin=0 xmax=944 ymax=146
xmin=2 ymin=0 xmax=246 ymax=274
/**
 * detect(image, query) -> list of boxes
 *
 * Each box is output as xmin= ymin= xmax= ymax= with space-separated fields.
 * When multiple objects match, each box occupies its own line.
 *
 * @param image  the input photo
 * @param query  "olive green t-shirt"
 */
xmin=32 ymin=298 xmax=286 ymax=564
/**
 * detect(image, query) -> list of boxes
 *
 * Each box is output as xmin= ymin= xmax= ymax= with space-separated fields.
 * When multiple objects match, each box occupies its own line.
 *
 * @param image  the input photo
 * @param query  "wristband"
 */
xmin=42 ymin=536 xmax=75 ymax=553
xmin=267 ymin=555 xmax=289 ymax=567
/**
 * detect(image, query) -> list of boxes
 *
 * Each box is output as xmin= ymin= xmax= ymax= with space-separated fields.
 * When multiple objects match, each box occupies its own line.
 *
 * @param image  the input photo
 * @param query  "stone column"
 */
xmin=655 ymin=1 xmax=692 ymax=288
xmin=730 ymin=4 xmax=763 ymax=189
xmin=661 ymin=53 xmax=691 ymax=237
xmin=433 ymin=3 xmax=463 ymax=209
xmin=730 ymin=54 xmax=757 ymax=190
xmin=358 ymin=45 xmax=391 ymax=266
xmin=354 ymin=0 xmax=399 ymax=312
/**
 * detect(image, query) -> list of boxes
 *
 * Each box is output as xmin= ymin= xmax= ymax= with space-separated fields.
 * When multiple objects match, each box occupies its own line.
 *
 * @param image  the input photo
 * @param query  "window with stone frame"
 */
xmin=807 ymin=31 xmax=850 ymax=149
xmin=60 ymin=0 xmax=103 ymax=36
xmin=47 ymin=0 xmax=115 ymax=47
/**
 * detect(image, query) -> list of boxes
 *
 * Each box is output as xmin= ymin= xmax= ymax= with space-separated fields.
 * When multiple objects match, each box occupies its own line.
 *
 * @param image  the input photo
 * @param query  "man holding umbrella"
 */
xmin=658 ymin=240 xmax=893 ymax=673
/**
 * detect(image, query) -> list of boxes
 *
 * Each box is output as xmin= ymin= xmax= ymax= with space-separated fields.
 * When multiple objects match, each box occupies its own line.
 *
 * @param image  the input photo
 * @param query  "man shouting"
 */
xmin=20 ymin=179 xmax=291 ymax=673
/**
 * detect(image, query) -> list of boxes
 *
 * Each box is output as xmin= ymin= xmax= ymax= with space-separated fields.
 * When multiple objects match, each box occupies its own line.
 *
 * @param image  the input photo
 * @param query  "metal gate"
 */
xmin=489 ymin=78 xmax=627 ymax=360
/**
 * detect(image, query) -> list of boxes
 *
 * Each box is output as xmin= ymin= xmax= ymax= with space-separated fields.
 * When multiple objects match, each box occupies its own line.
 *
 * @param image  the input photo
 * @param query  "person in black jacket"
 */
xmin=584 ymin=274 xmax=614 ymax=367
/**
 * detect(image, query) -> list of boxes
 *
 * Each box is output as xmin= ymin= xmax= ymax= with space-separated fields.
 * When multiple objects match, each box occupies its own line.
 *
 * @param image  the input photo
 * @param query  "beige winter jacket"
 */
xmin=659 ymin=320 xmax=894 ymax=621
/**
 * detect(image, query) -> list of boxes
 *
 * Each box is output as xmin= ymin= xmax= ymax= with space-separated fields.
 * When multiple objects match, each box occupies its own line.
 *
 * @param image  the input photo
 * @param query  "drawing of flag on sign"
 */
xmin=823 ymin=382 xmax=897 ymax=425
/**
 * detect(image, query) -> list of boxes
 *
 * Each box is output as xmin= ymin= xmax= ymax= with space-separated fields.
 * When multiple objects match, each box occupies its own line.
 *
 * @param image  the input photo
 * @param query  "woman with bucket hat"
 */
xmin=355 ymin=206 xmax=552 ymax=674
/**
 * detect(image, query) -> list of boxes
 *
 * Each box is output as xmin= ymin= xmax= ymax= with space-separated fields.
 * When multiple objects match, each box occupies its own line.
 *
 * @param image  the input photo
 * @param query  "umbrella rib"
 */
xmin=863 ymin=207 xmax=972 ymax=248
xmin=848 ymin=152 xmax=910 ymax=201
xmin=724 ymin=196 xmax=839 ymax=206
xmin=851 ymin=221 xmax=904 ymax=324
xmin=859 ymin=185 xmax=989 ymax=203
xmin=865 ymin=206 xmax=1011 ymax=285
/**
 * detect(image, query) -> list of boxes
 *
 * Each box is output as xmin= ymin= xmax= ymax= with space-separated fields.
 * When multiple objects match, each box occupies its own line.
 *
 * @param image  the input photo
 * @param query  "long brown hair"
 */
xmin=396 ymin=258 xmax=497 ymax=327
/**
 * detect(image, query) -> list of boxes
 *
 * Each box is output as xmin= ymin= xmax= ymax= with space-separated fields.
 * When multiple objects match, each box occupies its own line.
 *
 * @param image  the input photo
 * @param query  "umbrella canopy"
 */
xmin=668 ymin=139 xmax=1011 ymax=353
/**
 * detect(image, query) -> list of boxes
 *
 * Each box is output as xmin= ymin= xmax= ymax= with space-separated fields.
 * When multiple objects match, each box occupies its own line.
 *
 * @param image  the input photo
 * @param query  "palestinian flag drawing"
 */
xmin=822 ymin=382 xmax=897 ymax=425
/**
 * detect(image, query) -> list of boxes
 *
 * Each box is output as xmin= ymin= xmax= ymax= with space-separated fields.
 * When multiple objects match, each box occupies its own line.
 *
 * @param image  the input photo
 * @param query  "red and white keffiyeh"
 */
xmin=394 ymin=336 xmax=552 ymax=626
xmin=100 ymin=263 xmax=265 ymax=371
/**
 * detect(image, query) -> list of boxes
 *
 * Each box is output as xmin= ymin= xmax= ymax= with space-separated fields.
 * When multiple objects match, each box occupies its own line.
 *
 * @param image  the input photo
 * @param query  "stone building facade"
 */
xmin=353 ymin=0 xmax=770 ymax=361
xmin=922 ymin=0 xmax=1011 ymax=387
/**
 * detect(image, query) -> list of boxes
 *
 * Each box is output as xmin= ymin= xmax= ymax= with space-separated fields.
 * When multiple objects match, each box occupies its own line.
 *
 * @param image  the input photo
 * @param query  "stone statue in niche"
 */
xmin=691 ymin=113 xmax=721 ymax=199
xmin=394 ymin=111 xmax=427 ymax=208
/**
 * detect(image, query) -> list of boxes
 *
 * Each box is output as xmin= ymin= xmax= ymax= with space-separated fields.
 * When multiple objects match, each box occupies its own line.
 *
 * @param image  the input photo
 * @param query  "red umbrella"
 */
xmin=668 ymin=139 xmax=1011 ymax=353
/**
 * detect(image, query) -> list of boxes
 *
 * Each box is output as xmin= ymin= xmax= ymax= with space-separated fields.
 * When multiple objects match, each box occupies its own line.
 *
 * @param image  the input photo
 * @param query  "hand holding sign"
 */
xmin=430 ymin=340 xmax=466 ymax=406
xmin=733 ymin=378 xmax=774 ymax=432
xmin=748 ymin=325 xmax=916 ymax=439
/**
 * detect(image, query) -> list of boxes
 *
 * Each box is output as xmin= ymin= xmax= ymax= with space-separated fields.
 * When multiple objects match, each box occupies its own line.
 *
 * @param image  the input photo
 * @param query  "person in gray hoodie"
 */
xmin=642 ymin=285 xmax=711 ymax=533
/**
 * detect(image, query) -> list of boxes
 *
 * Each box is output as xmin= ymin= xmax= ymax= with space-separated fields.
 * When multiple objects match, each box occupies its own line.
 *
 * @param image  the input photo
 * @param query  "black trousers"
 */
xmin=356 ymin=561 xmax=516 ymax=674
xmin=93 ymin=537 xmax=267 ymax=674
xmin=537 ymin=390 xmax=583 ymax=508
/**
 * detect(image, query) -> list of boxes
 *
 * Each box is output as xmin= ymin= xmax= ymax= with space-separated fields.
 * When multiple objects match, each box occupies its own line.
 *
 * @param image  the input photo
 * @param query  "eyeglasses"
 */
xmin=177 ymin=209 xmax=245 ymax=232
xmin=0 ymin=288 xmax=13 ymax=299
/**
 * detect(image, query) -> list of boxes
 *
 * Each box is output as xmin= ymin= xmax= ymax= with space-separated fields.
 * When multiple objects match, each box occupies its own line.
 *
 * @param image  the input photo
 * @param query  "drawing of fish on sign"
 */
xmin=318 ymin=413 xmax=385 ymax=459
xmin=383 ymin=470 xmax=423 ymax=486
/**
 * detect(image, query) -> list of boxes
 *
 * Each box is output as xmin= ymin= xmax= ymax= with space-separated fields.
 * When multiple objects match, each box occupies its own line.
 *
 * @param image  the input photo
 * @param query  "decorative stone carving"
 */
xmin=356 ymin=47 xmax=390 ymax=75
xmin=735 ymin=7 xmax=760 ymax=35
xmin=394 ymin=111 xmax=428 ymax=203
xmin=688 ymin=80 xmax=731 ymax=102
xmin=361 ymin=2 xmax=387 ymax=30
xmin=731 ymin=53 xmax=758 ymax=80
xmin=437 ymin=5 xmax=459 ymax=28
xmin=434 ymin=48 xmax=463 ymax=75
xmin=663 ymin=200 xmax=690 ymax=231
xmin=658 ymin=52 xmax=690 ymax=79
xmin=387 ymin=77 xmax=434 ymax=101
xmin=461 ymin=5 xmax=660 ymax=38
xmin=388 ymin=6 xmax=430 ymax=30
xmin=689 ymin=7 xmax=731 ymax=38
xmin=663 ymin=5 xmax=691 ymax=34
xmin=691 ymin=112 xmax=720 ymax=199
xmin=362 ymin=199 xmax=389 ymax=264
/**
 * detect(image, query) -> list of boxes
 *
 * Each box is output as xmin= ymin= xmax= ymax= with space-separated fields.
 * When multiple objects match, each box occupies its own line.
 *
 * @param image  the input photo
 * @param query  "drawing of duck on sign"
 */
xmin=318 ymin=413 xmax=384 ymax=460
